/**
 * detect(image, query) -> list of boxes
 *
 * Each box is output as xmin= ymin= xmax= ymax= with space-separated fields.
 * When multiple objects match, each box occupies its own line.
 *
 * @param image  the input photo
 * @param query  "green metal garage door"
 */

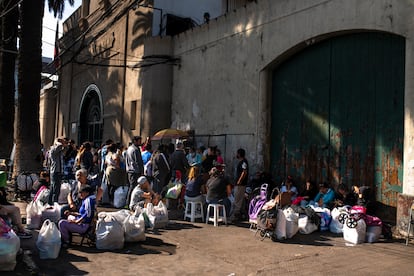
xmin=271 ymin=32 xmax=405 ymax=207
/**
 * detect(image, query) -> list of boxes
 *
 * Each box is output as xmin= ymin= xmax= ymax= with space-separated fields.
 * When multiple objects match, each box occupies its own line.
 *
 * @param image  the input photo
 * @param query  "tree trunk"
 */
xmin=13 ymin=0 xmax=44 ymax=175
xmin=0 ymin=0 xmax=18 ymax=159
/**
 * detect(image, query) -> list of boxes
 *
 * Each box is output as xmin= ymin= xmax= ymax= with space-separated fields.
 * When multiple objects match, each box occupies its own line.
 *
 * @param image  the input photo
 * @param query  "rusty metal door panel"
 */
xmin=271 ymin=42 xmax=331 ymax=185
xmin=329 ymin=34 xmax=377 ymax=188
xmin=373 ymin=34 xmax=405 ymax=206
xmin=271 ymin=33 xmax=404 ymax=207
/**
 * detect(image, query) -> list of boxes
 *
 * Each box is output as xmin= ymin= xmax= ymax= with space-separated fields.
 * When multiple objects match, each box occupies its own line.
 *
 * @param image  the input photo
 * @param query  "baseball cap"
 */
xmin=137 ymin=176 xmax=148 ymax=185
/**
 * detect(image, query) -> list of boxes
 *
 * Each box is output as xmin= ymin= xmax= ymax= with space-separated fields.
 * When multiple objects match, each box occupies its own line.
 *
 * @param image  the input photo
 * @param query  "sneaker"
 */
xmin=17 ymin=231 xmax=32 ymax=239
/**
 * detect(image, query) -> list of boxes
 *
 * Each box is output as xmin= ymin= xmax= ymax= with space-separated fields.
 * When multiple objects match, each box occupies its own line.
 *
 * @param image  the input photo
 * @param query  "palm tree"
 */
xmin=48 ymin=0 xmax=75 ymax=19
xmin=13 ymin=0 xmax=74 ymax=175
xmin=0 ymin=0 xmax=18 ymax=160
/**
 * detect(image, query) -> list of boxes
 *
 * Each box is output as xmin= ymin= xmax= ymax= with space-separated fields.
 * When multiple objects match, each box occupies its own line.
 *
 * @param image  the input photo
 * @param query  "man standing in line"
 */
xmin=230 ymin=148 xmax=249 ymax=222
xmin=170 ymin=142 xmax=189 ymax=183
xmin=125 ymin=136 xmax=144 ymax=205
xmin=48 ymin=137 xmax=67 ymax=204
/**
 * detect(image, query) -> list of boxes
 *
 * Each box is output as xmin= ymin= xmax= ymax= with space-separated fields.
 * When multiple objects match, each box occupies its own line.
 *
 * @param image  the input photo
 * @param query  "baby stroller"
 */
xmin=338 ymin=205 xmax=366 ymax=228
xmin=248 ymin=183 xmax=268 ymax=231
xmin=254 ymin=187 xmax=281 ymax=241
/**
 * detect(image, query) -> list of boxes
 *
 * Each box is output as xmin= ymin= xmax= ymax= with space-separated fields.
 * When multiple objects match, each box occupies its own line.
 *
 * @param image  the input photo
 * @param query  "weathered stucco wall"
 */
xmin=59 ymin=2 xmax=153 ymax=147
xmin=171 ymin=0 xmax=414 ymax=187
xmin=39 ymin=84 xmax=57 ymax=148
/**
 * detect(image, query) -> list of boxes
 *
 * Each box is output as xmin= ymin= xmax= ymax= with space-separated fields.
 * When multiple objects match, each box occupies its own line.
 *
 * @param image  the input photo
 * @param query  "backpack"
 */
xmin=248 ymin=183 xmax=268 ymax=221
xmin=257 ymin=204 xmax=278 ymax=231
xmin=16 ymin=173 xmax=38 ymax=192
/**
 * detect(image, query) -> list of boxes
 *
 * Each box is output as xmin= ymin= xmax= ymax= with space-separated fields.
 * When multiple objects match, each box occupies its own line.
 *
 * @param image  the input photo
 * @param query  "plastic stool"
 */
xmin=184 ymin=201 xmax=204 ymax=222
xmin=206 ymin=204 xmax=227 ymax=227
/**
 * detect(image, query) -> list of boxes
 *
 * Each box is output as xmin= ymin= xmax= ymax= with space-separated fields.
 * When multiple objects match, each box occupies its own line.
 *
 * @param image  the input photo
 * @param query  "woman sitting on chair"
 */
xmin=184 ymin=166 xmax=205 ymax=204
xmin=58 ymin=185 xmax=96 ymax=247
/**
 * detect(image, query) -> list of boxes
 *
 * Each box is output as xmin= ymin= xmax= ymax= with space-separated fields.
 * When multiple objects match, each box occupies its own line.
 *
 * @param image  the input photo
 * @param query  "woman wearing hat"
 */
xmin=58 ymin=185 xmax=96 ymax=247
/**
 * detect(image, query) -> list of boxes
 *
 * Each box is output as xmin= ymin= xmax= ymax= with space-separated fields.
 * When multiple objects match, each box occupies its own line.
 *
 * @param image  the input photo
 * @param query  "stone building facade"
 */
xmin=57 ymin=0 xmax=414 ymax=234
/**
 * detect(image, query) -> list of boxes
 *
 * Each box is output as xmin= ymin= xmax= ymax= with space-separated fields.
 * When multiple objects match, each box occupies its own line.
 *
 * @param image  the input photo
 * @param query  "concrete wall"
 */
xmin=171 ymin=0 xmax=413 ymax=177
xmin=169 ymin=0 xmax=414 ymax=228
xmin=39 ymin=83 xmax=57 ymax=148
xmin=59 ymin=2 xmax=153 ymax=147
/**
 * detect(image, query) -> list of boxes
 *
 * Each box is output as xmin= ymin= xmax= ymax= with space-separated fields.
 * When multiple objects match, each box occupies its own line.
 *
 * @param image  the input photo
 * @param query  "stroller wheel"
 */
xmin=259 ymin=230 xmax=266 ymax=238
xmin=338 ymin=212 xmax=348 ymax=224
xmin=346 ymin=217 xmax=358 ymax=228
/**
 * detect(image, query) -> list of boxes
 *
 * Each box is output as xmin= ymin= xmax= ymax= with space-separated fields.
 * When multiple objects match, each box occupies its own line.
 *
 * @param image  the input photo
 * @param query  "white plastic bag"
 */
xmin=58 ymin=181 xmax=72 ymax=204
xmin=275 ymin=209 xmax=287 ymax=240
xmin=283 ymin=207 xmax=299 ymax=239
xmin=330 ymin=207 xmax=345 ymax=234
xmin=0 ymin=230 xmax=20 ymax=271
xmin=36 ymin=219 xmax=61 ymax=259
xmin=26 ymin=200 xmax=44 ymax=229
xmin=99 ymin=209 xmax=130 ymax=224
xmin=41 ymin=202 xmax=61 ymax=224
xmin=365 ymin=226 xmax=382 ymax=243
xmin=146 ymin=201 xmax=169 ymax=229
xmin=343 ymin=218 xmax=366 ymax=245
xmin=96 ymin=213 xmax=125 ymax=250
xmin=123 ymin=208 xmax=146 ymax=242
xmin=298 ymin=215 xmax=318 ymax=234
xmin=100 ymin=177 xmax=111 ymax=204
xmin=113 ymin=186 xmax=129 ymax=208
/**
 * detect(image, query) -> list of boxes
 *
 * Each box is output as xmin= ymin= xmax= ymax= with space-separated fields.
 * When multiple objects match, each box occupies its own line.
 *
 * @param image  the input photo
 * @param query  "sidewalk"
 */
xmin=4 ymin=203 xmax=414 ymax=276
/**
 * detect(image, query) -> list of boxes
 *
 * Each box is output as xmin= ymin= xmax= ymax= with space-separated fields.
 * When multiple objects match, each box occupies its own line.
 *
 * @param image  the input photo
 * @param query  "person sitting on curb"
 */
xmin=33 ymin=178 xmax=50 ymax=206
xmin=280 ymin=175 xmax=298 ymax=203
xmin=0 ymin=189 xmax=32 ymax=239
xmin=333 ymin=183 xmax=358 ymax=207
xmin=312 ymin=182 xmax=336 ymax=208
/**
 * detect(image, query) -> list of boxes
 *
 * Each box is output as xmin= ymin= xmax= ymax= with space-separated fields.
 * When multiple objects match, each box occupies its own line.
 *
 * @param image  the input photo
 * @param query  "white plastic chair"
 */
xmin=184 ymin=201 xmax=204 ymax=222
xmin=206 ymin=204 xmax=227 ymax=227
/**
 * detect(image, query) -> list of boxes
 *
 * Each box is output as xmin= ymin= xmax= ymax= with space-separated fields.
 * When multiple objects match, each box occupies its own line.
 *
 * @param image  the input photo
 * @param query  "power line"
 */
xmin=0 ymin=0 xmax=22 ymax=19
xmin=42 ymin=40 xmax=55 ymax=47
xmin=43 ymin=24 xmax=63 ymax=36
xmin=73 ymin=57 xmax=180 ymax=69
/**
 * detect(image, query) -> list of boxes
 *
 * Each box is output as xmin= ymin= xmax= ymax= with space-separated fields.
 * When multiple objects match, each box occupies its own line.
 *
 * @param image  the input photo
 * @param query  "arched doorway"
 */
xmin=271 ymin=32 xmax=405 ymax=212
xmin=78 ymin=85 xmax=103 ymax=148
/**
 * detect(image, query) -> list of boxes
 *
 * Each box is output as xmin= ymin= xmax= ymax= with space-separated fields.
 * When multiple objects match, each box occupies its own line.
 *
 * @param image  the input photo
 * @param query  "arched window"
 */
xmin=78 ymin=85 xmax=103 ymax=147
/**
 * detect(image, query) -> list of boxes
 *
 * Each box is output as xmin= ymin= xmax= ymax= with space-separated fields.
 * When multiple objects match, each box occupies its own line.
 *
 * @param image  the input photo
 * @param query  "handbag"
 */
xmin=165 ymin=182 xmax=183 ymax=199
xmin=275 ymin=192 xmax=291 ymax=207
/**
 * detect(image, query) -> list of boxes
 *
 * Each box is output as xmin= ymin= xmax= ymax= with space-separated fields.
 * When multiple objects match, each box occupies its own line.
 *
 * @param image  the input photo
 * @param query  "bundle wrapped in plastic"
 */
xmin=96 ymin=212 xmax=125 ymax=250
xmin=0 ymin=218 xmax=21 ymax=271
xmin=36 ymin=219 xmax=61 ymax=259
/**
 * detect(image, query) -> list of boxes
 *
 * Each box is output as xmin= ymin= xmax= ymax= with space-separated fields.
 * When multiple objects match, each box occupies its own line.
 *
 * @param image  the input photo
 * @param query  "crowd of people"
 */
xmin=1 ymin=134 xmax=251 ymax=245
xmin=1 ymin=134 xmax=376 ymax=247
xmin=264 ymin=175 xmax=374 ymax=214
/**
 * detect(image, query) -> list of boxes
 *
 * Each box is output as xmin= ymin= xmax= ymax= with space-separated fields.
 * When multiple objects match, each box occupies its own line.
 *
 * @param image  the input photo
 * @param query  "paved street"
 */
xmin=4 ymin=204 xmax=414 ymax=276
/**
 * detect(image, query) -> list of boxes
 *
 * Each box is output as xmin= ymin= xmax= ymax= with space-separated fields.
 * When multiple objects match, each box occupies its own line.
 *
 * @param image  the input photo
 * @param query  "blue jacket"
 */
xmin=313 ymin=188 xmax=335 ymax=208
